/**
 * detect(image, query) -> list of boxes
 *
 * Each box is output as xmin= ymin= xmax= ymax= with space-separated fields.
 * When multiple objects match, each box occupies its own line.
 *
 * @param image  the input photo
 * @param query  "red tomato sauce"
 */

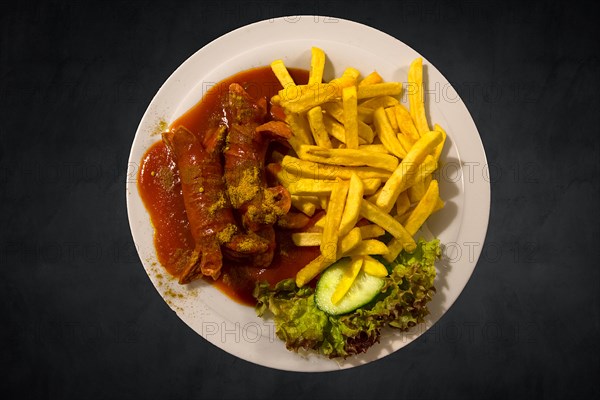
xmin=137 ymin=66 xmax=318 ymax=306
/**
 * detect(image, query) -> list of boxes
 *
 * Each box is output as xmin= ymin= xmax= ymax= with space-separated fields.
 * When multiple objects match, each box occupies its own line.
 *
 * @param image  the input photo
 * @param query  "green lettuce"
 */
xmin=254 ymin=238 xmax=440 ymax=358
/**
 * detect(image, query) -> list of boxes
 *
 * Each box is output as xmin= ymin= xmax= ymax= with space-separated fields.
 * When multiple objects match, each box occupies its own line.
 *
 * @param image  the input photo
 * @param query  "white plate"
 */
xmin=126 ymin=16 xmax=490 ymax=372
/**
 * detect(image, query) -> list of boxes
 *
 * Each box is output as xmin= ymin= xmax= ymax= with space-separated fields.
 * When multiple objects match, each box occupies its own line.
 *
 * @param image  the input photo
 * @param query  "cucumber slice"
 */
xmin=315 ymin=258 xmax=385 ymax=315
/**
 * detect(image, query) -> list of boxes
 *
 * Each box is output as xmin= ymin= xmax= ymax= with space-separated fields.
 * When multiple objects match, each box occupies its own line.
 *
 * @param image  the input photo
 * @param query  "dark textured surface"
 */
xmin=1 ymin=1 xmax=598 ymax=399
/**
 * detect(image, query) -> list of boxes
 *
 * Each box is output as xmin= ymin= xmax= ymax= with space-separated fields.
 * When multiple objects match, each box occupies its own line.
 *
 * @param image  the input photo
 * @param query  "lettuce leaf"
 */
xmin=254 ymin=238 xmax=440 ymax=358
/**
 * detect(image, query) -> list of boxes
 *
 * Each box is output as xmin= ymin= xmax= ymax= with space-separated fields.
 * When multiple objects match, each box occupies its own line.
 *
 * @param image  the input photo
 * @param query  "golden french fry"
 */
xmin=331 ymin=257 xmax=363 ymax=304
xmin=286 ymin=112 xmax=314 ymax=145
xmin=433 ymin=196 xmax=445 ymax=213
xmin=366 ymin=185 xmax=383 ymax=204
xmin=314 ymin=215 xmax=326 ymax=229
xmin=362 ymin=179 xmax=381 ymax=195
xmin=308 ymin=195 xmax=323 ymax=208
xmin=394 ymin=104 xmax=420 ymax=140
xmin=342 ymin=86 xmax=359 ymax=149
xmin=397 ymin=131 xmax=416 ymax=154
xmin=290 ymin=195 xmax=317 ymax=217
xmin=358 ymin=71 xmax=383 ymax=86
xmin=288 ymin=51 xmax=446 ymax=277
xmin=342 ymin=239 xmax=389 ymax=256
xmin=408 ymin=155 xmax=437 ymax=187
xmin=286 ymin=135 xmax=303 ymax=156
xmin=405 ymin=179 xmax=439 ymax=235
xmin=408 ymin=174 xmax=431 ymax=203
xmin=408 ymin=57 xmax=430 ymax=135
xmin=359 ymin=199 xmax=416 ymax=252
xmin=287 ymin=177 xmax=380 ymax=196
xmin=432 ymin=123 xmax=447 ymax=163
xmin=373 ymin=107 xmax=407 ymax=159
xmin=319 ymin=195 xmax=329 ymax=210
xmin=321 ymin=179 xmax=349 ymax=261
xmin=395 ymin=190 xmax=411 ymax=217
xmin=383 ymin=237 xmax=404 ymax=263
xmin=281 ymin=169 xmax=354 ymax=197
xmin=270 ymin=59 xmax=295 ymax=88
xmin=321 ymin=101 xmax=344 ymax=123
xmin=285 ymin=114 xmax=312 ymax=155
xmin=322 ymin=113 xmax=346 ymax=143
xmin=291 ymin=232 xmax=322 ymax=247
xmin=358 ymin=120 xmax=375 ymax=143
xmin=359 ymin=144 xmax=390 ymax=154
xmin=322 ymin=114 xmax=371 ymax=146
xmin=296 ymin=255 xmax=334 ymax=287
xmin=339 ymin=173 xmax=364 ymax=237
xmin=396 ymin=206 xmax=414 ymax=225
xmin=291 ymin=228 xmax=363 ymax=279
xmin=278 ymin=80 xmax=349 ymax=113
xmin=358 ymin=224 xmax=386 ymax=239
xmin=362 ymin=255 xmax=388 ymax=277
xmin=284 ymin=67 xmax=358 ymax=112
xmin=274 ymin=165 xmax=295 ymax=188
xmin=308 ymin=46 xmax=326 ymax=85
xmin=297 ymin=145 xmax=399 ymax=172
xmin=385 ymin=107 xmax=399 ymax=131
xmin=307 ymin=106 xmax=332 ymax=148
xmin=357 ymin=82 xmax=402 ymax=99
xmin=338 ymin=227 xmax=363 ymax=254
xmin=375 ymin=130 xmax=443 ymax=213
xmin=359 ymin=95 xmax=400 ymax=110
xmin=282 ymin=156 xmax=392 ymax=181
xmin=334 ymin=67 xmax=361 ymax=86
xmin=292 ymin=228 xmax=361 ymax=289
xmin=357 ymin=106 xmax=374 ymax=124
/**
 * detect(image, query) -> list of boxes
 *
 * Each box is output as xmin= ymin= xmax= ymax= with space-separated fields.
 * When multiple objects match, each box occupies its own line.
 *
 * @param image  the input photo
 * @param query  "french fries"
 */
xmin=295 ymin=255 xmax=333 ymax=287
xmin=408 ymin=57 xmax=430 ymax=135
xmin=359 ymin=224 xmax=386 ymax=239
xmin=373 ymin=107 xmax=407 ymax=159
xmin=360 ymin=95 xmax=400 ymax=110
xmin=359 ymin=199 xmax=416 ymax=252
xmin=342 ymin=86 xmax=359 ymax=149
xmin=339 ymin=174 xmax=364 ymax=237
xmin=291 ymin=232 xmax=322 ymax=247
xmin=298 ymin=145 xmax=399 ymax=172
xmin=291 ymin=195 xmax=317 ymax=217
xmin=272 ymin=49 xmax=448 ymax=294
xmin=342 ymin=239 xmax=389 ymax=256
xmin=432 ymin=123 xmax=447 ymax=163
xmin=281 ymin=155 xmax=392 ymax=181
xmin=395 ymin=190 xmax=411 ymax=217
xmin=394 ymin=104 xmax=420 ymax=141
xmin=287 ymin=177 xmax=378 ymax=196
xmin=374 ymin=131 xmax=443 ymax=213
xmin=404 ymin=179 xmax=440 ymax=236
xmin=308 ymin=47 xmax=326 ymax=85
xmin=357 ymin=82 xmax=402 ymax=99
xmin=358 ymin=71 xmax=383 ymax=86
xmin=407 ymin=173 xmax=431 ymax=203
xmin=385 ymin=107 xmax=399 ymax=131
xmin=359 ymin=144 xmax=389 ymax=154
xmin=271 ymin=59 xmax=295 ymax=88
xmin=295 ymin=227 xmax=362 ymax=287
xmin=385 ymin=180 xmax=440 ymax=262
xmin=307 ymin=106 xmax=333 ymax=148
xmin=321 ymin=179 xmax=349 ymax=261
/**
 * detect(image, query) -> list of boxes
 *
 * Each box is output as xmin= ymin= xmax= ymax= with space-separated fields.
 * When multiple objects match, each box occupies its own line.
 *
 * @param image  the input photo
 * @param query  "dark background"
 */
xmin=1 ymin=0 xmax=598 ymax=399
